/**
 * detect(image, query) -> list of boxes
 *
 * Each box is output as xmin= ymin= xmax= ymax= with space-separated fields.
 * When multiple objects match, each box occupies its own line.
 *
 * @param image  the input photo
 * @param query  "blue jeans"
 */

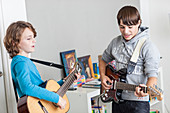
xmin=112 ymin=100 xmax=150 ymax=113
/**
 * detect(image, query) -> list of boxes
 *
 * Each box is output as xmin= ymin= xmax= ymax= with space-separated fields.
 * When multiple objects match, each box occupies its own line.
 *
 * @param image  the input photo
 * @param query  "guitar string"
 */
xmin=117 ymin=82 xmax=148 ymax=93
xmin=28 ymin=66 xmax=79 ymax=111
xmin=58 ymin=70 xmax=77 ymax=97
xmin=61 ymin=74 xmax=76 ymax=96
xmin=49 ymin=74 xmax=76 ymax=109
xmin=57 ymin=73 xmax=73 ymax=95
xmin=60 ymin=73 xmax=75 ymax=96
xmin=61 ymin=64 xmax=80 ymax=95
xmin=117 ymin=82 xmax=137 ymax=91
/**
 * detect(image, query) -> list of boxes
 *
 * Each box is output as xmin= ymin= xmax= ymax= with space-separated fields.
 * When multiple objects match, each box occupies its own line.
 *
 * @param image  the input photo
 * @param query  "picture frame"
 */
xmin=60 ymin=49 xmax=77 ymax=77
xmin=78 ymin=55 xmax=94 ymax=79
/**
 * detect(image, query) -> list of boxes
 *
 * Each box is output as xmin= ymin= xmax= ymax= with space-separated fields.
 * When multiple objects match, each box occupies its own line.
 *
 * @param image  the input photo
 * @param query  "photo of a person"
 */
xmin=78 ymin=55 xmax=94 ymax=79
xmin=67 ymin=57 xmax=75 ymax=69
xmin=83 ymin=61 xmax=91 ymax=78
xmin=60 ymin=50 xmax=77 ymax=77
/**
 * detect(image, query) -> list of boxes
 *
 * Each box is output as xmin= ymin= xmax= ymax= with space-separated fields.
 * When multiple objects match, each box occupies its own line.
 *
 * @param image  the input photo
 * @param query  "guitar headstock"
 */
xmin=73 ymin=62 xmax=82 ymax=74
xmin=147 ymin=85 xmax=163 ymax=101
xmin=66 ymin=62 xmax=82 ymax=81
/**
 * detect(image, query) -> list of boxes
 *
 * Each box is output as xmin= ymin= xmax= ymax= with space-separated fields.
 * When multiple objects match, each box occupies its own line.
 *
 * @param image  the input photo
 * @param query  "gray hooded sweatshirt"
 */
xmin=102 ymin=27 xmax=160 ymax=101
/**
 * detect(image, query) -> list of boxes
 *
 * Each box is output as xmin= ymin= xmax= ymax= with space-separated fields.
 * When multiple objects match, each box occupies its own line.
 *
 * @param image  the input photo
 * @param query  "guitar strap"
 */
xmin=127 ymin=37 xmax=147 ymax=74
xmin=12 ymin=79 xmax=18 ymax=102
xmin=30 ymin=58 xmax=64 ymax=69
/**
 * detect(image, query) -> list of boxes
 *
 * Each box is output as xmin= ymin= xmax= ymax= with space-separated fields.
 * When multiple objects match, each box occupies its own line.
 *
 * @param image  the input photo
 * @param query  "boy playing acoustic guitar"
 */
xmin=3 ymin=21 xmax=81 ymax=111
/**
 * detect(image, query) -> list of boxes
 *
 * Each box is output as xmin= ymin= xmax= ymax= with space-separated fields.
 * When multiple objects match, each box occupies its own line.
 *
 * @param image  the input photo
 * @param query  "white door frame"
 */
xmin=0 ymin=0 xmax=27 ymax=112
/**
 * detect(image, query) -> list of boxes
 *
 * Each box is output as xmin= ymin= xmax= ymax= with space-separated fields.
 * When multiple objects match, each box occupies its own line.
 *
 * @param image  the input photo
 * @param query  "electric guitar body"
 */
xmin=100 ymin=64 xmax=127 ymax=103
xmin=101 ymin=64 xmax=163 ymax=104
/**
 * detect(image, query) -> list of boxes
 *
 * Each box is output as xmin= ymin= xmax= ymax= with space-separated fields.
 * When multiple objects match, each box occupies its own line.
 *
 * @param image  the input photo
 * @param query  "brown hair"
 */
xmin=117 ymin=6 xmax=141 ymax=26
xmin=3 ymin=21 xmax=37 ymax=58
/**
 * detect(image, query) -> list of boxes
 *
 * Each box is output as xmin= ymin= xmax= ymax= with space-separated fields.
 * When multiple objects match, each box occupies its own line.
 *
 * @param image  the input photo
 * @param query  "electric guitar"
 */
xmin=17 ymin=62 xmax=82 ymax=113
xmin=100 ymin=64 xmax=163 ymax=103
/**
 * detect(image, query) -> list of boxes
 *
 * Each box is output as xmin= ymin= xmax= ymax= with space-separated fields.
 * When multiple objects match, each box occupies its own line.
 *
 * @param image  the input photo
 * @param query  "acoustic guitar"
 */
xmin=17 ymin=62 xmax=82 ymax=113
xmin=100 ymin=64 xmax=163 ymax=103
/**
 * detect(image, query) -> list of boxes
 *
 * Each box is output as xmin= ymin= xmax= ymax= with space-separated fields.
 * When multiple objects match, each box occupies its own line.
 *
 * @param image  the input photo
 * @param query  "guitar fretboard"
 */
xmin=116 ymin=82 xmax=137 ymax=91
xmin=56 ymin=70 xmax=77 ymax=97
xmin=116 ymin=82 xmax=147 ymax=93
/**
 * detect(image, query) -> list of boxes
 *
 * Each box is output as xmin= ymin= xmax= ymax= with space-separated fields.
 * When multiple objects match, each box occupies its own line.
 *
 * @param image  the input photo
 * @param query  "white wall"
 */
xmin=0 ymin=0 xmax=27 ymax=112
xmin=148 ymin=0 xmax=170 ymax=111
xmin=25 ymin=0 xmax=140 ymax=80
xmin=25 ymin=0 xmax=170 ymax=112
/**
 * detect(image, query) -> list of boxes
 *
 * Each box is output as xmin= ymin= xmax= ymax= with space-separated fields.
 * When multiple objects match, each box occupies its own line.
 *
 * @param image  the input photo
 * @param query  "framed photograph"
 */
xmin=60 ymin=49 xmax=77 ymax=77
xmin=78 ymin=55 xmax=94 ymax=79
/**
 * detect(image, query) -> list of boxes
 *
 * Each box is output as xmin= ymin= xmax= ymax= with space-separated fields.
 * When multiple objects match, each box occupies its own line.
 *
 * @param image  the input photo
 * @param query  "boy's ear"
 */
xmin=138 ymin=20 xmax=142 ymax=28
xmin=138 ymin=20 xmax=142 ymax=26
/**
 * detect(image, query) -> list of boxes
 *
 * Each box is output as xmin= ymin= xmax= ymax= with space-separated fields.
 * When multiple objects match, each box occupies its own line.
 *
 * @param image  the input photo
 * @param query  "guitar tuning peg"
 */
xmin=154 ymin=90 xmax=157 ymax=94
xmin=156 ymin=92 xmax=159 ymax=95
xmin=148 ymin=86 xmax=150 ymax=88
xmin=153 ymin=90 xmax=155 ymax=93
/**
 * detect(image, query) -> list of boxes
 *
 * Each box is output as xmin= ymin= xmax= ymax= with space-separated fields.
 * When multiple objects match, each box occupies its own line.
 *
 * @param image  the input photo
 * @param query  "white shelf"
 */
xmin=66 ymin=67 xmax=164 ymax=113
xmin=66 ymin=87 xmax=112 ymax=113
xmin=66 ymin=87 xmax=100 ymax=113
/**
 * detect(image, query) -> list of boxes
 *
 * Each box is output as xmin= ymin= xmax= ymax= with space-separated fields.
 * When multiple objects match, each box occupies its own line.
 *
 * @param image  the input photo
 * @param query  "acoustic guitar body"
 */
xmin=17 ymin=80 xmax=69 ymax=113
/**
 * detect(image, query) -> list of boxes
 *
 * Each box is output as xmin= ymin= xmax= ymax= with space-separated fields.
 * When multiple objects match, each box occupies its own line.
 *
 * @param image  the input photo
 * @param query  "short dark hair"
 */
xmin=117 ymin=6 xmax=141 ymax=26
xmin=3 ymin=21 xmax=37 ymax=58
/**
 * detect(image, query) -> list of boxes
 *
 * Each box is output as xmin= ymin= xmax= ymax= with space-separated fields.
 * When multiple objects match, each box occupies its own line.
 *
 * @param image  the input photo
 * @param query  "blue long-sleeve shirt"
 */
xmin=11 ymin=55 xmax=64 ymax=103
